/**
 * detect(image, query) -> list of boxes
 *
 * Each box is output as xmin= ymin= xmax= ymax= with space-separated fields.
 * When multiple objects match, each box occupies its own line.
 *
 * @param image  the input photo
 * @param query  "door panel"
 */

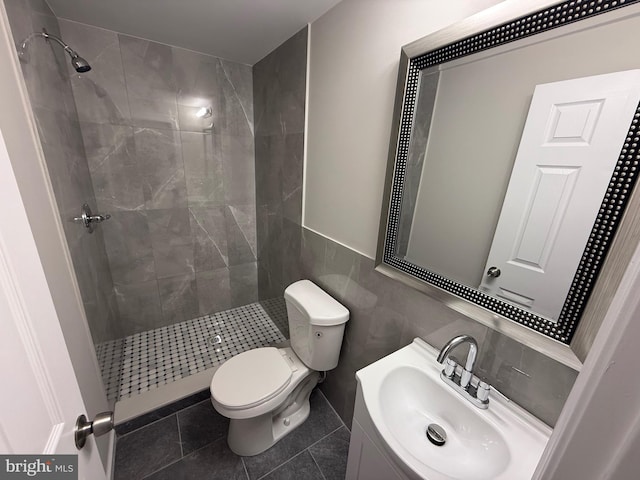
xmin=0 ymin=131 xmax=105 ymax=478
xmin=480 ymin=70 xmax=640 ymax=321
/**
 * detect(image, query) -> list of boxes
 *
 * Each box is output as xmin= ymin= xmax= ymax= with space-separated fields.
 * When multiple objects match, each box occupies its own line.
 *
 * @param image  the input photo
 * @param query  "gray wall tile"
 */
xmin=4 ymin=2 xmax=121 ymax=343
xmin=181 ymin=132 xmax=225 ymax=206
xmin=221 ymin=134 xmax=255 ymax=206
xmin=196 ymin=268 xmax=232 ymax=315
xmin=119 ymin=34 xmax=179 ymax=130
xmin=49 ymin=20 xmax=257 ymax=334
xmin=173 ymin=48 xmax=253 ymax=136
xmin=226 ymin=205 xmax=257 ymax=266
xmin=254 ymin=27 xmax=308 ymax=137
xmin=281 ymin=133 xmax=304 ymax=224
xmin=134 ymin=127 xmax=188 ymax=209
xmin=158 ymin=274 xmax=199 ymax=325
xmin=229 ymin=262 xmax=259 ymax=307
xmin=148 ymin=208 xmax=195 ymax=279
xmin=80 ymin=122 xmax=143 ymax=212
xmin=114 ymin=280 xmax=162 ymax=334
xmin=58 ymin=19 xmax=131 ymax=125
xmin=297 ymin=227 xmax=578 ymax=428
xmin=216 ymin=59 xmax=254 ymax=137
xmin=103 ymin=210 xmax=156 ymax=285
xmin=189 ymin=206 xmax=228 ymax=271
xmin=254 ymin=26 xmax=307 ymax=300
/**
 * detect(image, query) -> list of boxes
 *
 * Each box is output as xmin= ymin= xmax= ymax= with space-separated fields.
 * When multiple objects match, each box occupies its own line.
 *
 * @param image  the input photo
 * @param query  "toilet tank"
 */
xmin=284 ymin=280 xmax=349 ymax=371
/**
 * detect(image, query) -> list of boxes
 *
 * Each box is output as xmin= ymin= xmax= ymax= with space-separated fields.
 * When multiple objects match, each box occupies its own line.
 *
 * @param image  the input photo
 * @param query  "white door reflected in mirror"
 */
xmin=479 ymin=70 xmax=640 ymax=321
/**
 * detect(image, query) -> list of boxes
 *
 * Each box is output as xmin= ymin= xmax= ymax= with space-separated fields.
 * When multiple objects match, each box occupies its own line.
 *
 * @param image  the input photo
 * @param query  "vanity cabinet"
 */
xmin=346 ymin=385 xmax=411 ymax=480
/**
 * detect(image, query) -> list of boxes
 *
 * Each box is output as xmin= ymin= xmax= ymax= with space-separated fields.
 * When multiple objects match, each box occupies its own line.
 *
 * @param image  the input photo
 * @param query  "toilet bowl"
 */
xmin=210 ymin=280 xmax=349 ymax=456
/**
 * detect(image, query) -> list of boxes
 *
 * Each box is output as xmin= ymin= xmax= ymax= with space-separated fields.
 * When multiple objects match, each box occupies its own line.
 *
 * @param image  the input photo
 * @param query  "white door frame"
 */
xmin=0 ymin=0 xmax=113 ymax=474
xmin=534 ymin=237 xmax=640 ymax=478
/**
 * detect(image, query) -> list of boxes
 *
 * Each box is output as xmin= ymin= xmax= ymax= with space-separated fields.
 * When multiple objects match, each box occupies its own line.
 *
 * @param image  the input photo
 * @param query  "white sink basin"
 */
xmin=357 ymin=338 xmax=551 ymax=480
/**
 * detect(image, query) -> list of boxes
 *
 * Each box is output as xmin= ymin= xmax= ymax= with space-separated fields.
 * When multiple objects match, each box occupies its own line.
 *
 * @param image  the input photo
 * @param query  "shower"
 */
xmin=18 ymin=28 xmax=91 ymax=72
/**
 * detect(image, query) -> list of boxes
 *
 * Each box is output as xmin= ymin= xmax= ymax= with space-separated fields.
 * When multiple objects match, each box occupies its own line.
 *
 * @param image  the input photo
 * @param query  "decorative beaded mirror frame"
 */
xmin=377 ymin=0 xmax=640 ymax=352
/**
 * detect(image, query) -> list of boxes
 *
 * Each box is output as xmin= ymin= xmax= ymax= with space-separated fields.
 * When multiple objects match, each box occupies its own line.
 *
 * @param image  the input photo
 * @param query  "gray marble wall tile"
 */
xmin=4 ymin=0 xmax=33 ymax=47
xmin=476 ymin=330 xmax=578 ymax=427
xmin=300 ymin=226 xmax=327 ymax=279
xmin=32 ymin=110 xmax=95 ymax=225
xmin=134 ymin=127 xmax=187 ymax=209
xmin=229 ymin=262 xmax=259 ymax=307
xmin=281 ymin=133 xmax=304 ymax=224
xmin=257 ymin=264 xmax=279 ymax=301
xmin=215 ymin=59 xmax=254 ymax=137
xmin=158 ymin=274 xmax=199 ymax=325
xmin=103 ymin=210 xmax=156 ymax=285
xmin=4 ymin=0 xmax=122 ymax=343
xmin=189 ymin=206 xmax=228 ymax=270
xmin=31 ymin=17 xmax=259 ymax=335
xmin=114 ymin=281 xmax=162 ymax=335
xmin=148 ymin=208 xmax=195 ymax=279
xmin=254 ymin=27 xmax=307 ymax=301
xmin=13 ymin=11 xmax=76 ymax=116
xmin=80 ymin=122 xmax=144 ymax=212
xmin=119 ymin=34 xmax=179 ymax=130
xmin=281 ymin=218 xmax=302 ymax=287
xmin=226 ymin=205 xmax=257 ymax=266
xmin=58 ymin=19 xmax=131 ymax=125
xmin=173 ymin=48 xmax=253 ymax=136
xmin=173 ymin=48 xmax=219 ymax=109
xmin=255 ymin=204 xmax=271 ymax=261
xmin=297 ymin=227 xmax=578 ymax=428
xmin=260 ymin=205 xmax=284 ymax=292
xmin=254 ymin=27 xmax=308 ymax=137
xmin=173 ymin=49 xmax=220 ymax=134
xmin=70 ymin=226 xmax=122 ymax=342
xmin=255 ymin=135 xmax=283 ymax=205
xmin=196 ymin=268 xmax=232 ymax=315
xmin=221 ymin=134 xmax=255 ymax=206
xmin=181 ymin=132 xmax=225 ymax=206
xmin=79 ymin=226 xmax=122 ymax=339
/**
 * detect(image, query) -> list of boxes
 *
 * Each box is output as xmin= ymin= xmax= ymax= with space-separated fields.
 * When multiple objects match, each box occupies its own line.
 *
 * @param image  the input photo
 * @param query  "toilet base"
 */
xmin=227 ymin=371 xmax=320 ymax=456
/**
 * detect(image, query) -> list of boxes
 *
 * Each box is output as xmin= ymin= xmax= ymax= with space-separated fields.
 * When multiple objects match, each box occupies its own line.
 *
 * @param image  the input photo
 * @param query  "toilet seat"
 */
xmin=211 ymin=347 xmax=293 ymax=410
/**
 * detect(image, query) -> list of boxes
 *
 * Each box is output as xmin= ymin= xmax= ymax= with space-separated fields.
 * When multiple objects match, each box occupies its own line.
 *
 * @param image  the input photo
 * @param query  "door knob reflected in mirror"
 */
xmin=486 ymin=267 xmax=501 ymax=278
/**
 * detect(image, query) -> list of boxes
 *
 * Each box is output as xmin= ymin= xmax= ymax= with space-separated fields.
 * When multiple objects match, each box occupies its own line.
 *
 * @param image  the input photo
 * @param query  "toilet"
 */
xmin=209 ymin=280 xmax=349 ymax=456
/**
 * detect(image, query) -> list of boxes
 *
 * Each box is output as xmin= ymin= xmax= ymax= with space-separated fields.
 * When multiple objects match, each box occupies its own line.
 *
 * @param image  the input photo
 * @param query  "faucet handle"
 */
xmin=444 ymin=357 xmax=457 ymax=378
xmin=476 ymin=380 xmax=490 ymax=403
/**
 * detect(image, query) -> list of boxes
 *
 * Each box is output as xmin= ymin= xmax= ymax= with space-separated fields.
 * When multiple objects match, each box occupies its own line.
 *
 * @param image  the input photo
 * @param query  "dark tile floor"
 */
xmin=113 ymin=389 xmax=350 ymax=480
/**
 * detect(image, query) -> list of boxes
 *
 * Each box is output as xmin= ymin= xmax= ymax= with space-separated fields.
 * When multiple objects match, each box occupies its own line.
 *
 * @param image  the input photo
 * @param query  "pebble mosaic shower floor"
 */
xmin=96 ymin=298 xmax=288 ymax=401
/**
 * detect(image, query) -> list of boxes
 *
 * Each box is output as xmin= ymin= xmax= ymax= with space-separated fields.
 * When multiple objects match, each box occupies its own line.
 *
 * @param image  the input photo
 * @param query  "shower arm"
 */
xmin=19 ymin=30 xmax=80 ymax=58
xmin=17 ymin=28 xmax=91 ymax=72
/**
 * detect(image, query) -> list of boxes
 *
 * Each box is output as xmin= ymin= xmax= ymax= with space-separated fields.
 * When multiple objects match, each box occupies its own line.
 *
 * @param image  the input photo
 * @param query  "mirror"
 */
xmin=378 ymin=0 xmax=640 ymax=349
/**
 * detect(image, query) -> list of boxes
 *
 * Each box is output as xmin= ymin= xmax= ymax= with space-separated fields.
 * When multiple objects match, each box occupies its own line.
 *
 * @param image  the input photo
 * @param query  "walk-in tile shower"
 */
xmin=4 ymin=0 xmax=307 ymax=407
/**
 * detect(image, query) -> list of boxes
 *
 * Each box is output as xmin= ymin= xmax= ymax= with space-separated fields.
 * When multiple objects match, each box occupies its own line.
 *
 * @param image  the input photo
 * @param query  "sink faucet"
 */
xmin=437 ymin=335 xmax=477 ymax=389
xmin=437 ymin=335 xmax=490 ymax=409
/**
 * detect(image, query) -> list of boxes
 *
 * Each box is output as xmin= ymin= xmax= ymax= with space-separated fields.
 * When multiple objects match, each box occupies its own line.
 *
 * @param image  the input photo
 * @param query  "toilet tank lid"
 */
xmin=284 ymin=280 xmax=349 ymax=326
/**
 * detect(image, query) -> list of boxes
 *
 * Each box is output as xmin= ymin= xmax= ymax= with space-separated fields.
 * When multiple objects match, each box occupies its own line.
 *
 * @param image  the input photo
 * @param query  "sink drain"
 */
xmin=426 ymin=424 xmax=447 ymax=446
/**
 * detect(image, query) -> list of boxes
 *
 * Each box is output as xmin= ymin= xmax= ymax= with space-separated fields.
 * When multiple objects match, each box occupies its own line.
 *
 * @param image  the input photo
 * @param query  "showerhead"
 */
xmin=70 ymin=53 xmax=91 ymax=73
xmin=18 ymin=29 xmax=92 ymax=73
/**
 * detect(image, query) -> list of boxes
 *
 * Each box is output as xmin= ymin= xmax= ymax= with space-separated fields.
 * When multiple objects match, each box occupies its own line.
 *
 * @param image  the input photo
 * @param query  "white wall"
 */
xmin=304 ymin=0 xmax=503 ymax=258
